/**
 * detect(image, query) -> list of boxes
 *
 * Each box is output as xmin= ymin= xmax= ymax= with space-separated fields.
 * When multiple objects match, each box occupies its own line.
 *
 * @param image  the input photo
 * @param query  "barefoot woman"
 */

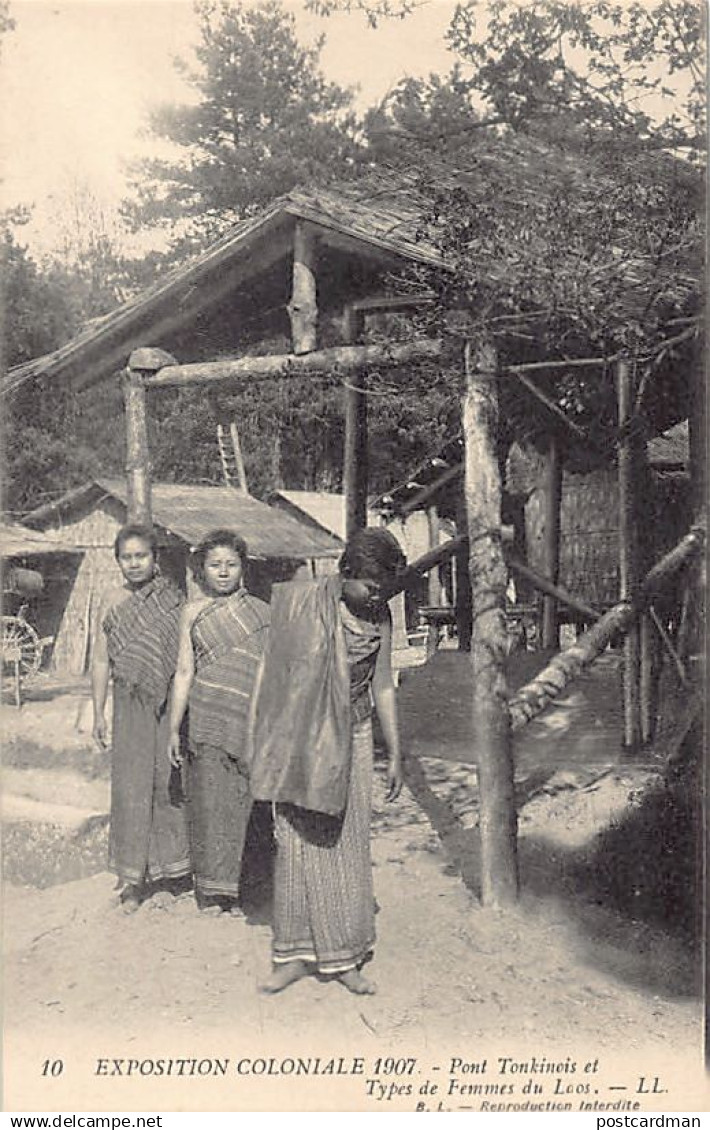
xmin=168 ymin=530 xmax=270 ymax=913
xmin=91 ymin=524 xmax=190 ymax=911
xmin=253 ymin=528 xmax=405 ymax=994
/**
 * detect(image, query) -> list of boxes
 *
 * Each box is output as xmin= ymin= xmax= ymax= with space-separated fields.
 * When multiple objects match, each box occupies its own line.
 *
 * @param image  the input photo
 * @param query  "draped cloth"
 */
xmin=257 ymin=580 xmax=385 ymax=973
xmin=249 ymin=576 xmax=352 ymax=817
xmin=187 ymin=589 xmax=269 ymax=900
xmin=103 ymin=576 xmax=189 ymax=887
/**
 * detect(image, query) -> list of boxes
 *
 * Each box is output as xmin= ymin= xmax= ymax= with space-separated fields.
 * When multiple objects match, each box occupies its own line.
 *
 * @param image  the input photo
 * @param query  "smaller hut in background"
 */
xmin=24 ymin=479 xmax=342 ymax=675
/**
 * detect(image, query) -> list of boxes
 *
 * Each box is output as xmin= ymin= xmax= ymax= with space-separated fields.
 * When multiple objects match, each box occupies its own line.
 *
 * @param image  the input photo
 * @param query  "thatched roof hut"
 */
xmin=24 ymin=478 xmax=341 ymax=674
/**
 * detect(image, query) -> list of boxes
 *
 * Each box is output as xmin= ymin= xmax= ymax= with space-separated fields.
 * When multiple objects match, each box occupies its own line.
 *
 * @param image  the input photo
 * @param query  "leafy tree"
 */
xmin=1 ymin=222 xmax=124 ymax=515
xmin=123 ymin=0 xmax=362 ymax=258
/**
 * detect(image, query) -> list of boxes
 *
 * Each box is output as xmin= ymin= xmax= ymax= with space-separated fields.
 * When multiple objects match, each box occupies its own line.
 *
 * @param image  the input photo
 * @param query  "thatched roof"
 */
xmin=269 ymin=489 xmax=381 ymax=541
xmin=25 ymin=479 xmax=342 ymax=561
xmin=0 ymin=522 xmax=81 ymax=558
xmin=3 ymin=182 xmax=442 ymax=398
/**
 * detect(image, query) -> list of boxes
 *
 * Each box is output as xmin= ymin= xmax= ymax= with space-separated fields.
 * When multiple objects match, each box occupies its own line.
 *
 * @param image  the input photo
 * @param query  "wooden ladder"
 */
xmin=217 ymin=422 xmax=248 ymax=492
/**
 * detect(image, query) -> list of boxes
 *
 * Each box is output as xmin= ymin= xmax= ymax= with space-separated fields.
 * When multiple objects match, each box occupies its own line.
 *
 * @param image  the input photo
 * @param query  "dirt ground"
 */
xmin=2 ymin=667 xmax=706 ymax=1113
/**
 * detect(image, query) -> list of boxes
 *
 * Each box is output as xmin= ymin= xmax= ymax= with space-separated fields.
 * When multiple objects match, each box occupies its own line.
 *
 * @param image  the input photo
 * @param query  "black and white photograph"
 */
xmin=1 ymin=0 xmax=707 ymax=1115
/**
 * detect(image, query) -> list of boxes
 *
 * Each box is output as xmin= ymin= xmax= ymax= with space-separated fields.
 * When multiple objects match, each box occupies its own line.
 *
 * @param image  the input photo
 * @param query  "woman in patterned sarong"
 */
xmin=91 ymin=524 xmax=190 ymax=913
xmin=168 ymin=529 xmax=270 ymax=914
xmin=256 ymin=528 xmax=406 ymax=995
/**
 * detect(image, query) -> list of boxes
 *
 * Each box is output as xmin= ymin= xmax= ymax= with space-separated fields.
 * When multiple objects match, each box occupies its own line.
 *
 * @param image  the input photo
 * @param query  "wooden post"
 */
xmin=454 ymin=493 xmax=472 ymax=651
xmin=541 ymin=433 xmax=563 ymax=649
xmin=124 ymin=348 xmax=176 ymax=526
xmin=123 ymin=370 xmax=152 ymax=525
xmin=287 ymin=222 xmax=318 ymax=355
xmin=463 ymin=336 xmax=518 ymax=907
xmin=343 ymin=306 xmax=368 ymax=539
xmin=617 ymin=357 xmax=642 ymax=752
xmin=427 ymin=504 xmax=441 ymax=606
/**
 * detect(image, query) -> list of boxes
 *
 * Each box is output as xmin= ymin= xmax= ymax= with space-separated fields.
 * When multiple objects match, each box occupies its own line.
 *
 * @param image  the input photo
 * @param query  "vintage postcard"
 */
xmin=2 ymin=0 xmax=707 ymax=1114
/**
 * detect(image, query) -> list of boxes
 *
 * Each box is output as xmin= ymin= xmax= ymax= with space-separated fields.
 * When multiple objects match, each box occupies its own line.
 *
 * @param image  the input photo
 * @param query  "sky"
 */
xmin=0 ymin=0 xmax=458 ymax=254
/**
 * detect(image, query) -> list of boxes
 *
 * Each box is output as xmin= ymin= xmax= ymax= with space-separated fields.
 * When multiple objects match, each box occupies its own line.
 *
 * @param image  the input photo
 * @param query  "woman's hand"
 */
xmin=92 ymin=713 xmax=109 ymax=751
xmin=385 ymin=754 xmax=403 ymax=802
xmin=167 ymin=730 xmax=183 ymax=769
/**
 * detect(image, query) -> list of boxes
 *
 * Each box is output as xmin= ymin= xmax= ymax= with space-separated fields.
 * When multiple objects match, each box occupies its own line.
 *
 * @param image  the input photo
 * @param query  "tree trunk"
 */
xmin=123 ymin=369 xmax=152 ymax=525
xmin=288 ymin=222 xmax=318 ymax=355
xmin=541 ymin=433 xmax=563 ymax=649
xmin=463 ymin=337 xmax=518 ymax=907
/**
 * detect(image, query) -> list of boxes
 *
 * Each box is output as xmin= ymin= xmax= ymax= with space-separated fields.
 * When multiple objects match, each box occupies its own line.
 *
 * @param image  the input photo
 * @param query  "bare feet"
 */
xmin=259 ymin=961 xmax=310 ymax=994
xmin=337 ymin=968 xmax=376 ymax=995
xmin=119 ymin=885 xmax=143 ymax=914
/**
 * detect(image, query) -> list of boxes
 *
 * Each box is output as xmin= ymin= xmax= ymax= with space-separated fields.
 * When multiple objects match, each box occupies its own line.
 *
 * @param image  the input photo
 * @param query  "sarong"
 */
xmin=272 ymin=718 xmax=375 ymax=973
xmin=109 ymin=682 xmax=191 ymax=886
xmin=186 ymin=743 xmax=252 ymax=899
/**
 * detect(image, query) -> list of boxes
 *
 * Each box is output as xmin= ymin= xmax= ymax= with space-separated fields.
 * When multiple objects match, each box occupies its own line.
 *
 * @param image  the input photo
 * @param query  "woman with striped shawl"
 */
xmin=91 ymin=524 xmax=190 ymax=913
xmin=168 ymin=529 xmax=270 ymax=915
xmin=254 ymin=528 xmax=406 ymax=995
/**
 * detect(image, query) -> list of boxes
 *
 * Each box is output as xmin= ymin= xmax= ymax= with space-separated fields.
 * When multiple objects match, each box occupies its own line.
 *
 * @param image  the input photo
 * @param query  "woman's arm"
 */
xmin=372 ymin=613 xmax=403 ymax=802
xmin=90 ymin=591 xmax=117 ymax=751
xmin=167 ymin=603 xmax=198 ymax=767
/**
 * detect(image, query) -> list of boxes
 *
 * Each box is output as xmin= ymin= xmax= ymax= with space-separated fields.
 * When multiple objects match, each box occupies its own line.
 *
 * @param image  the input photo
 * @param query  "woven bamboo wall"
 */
xmin=41 ymin=503 xmax=125 ymax=674
xmin=526 ymin=468 xmax=620 ymax=608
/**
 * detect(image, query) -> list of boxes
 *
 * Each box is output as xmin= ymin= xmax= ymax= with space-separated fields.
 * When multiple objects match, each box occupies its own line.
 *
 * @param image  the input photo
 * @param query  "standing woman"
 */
xmin=92 ymin=524 xmax=190 ymax=912
xmin=168 ymin=529 xmax=270 ymax=914
xmin=252 ymin=528 xmax=406 ymax=995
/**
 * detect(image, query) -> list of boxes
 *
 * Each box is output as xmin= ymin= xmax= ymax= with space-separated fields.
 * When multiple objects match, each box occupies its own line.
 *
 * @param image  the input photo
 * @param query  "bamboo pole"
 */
xmin=288 ymin=222 xmax=318 ymax=355
xmin=463 ymin=336 xmax=518 ymax=907
xmin=617 ymin=357 xmax=642 ymax=752
xmin=541 ymin=433 xmax=563 ymax=649
xmin=343 ymin=306 xmax=368 ymax=539
xmin=508 ymin=524 xmax=705 ymax=731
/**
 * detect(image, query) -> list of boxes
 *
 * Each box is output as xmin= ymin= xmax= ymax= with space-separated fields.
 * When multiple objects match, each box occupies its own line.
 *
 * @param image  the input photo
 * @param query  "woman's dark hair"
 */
xmin=190 ymin=528 xmax=249 ymax=582
xmin=339 ymin=527 xmax=406 ymax=586
xmin=113 ymin=524 xmax=159 ymax=561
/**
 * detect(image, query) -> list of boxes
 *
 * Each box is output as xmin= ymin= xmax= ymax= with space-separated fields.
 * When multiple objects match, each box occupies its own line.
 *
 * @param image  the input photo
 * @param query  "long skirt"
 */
xmin=186 ymin=743 xmax=252 ymax=900
xmin=272 ymin=718 xmax=375 ymax=974
xmin=109 ymin=683 xmax=191 ymax=887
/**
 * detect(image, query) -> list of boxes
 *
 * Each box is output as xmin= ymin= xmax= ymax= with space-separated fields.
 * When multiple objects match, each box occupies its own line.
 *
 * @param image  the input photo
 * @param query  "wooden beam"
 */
xmin=343 ymin=306 xmax=368 ymax=538
xmin=463 ymin=336 xmax=518 ymax=907
xmin=541 ymin=434 xmax=563 ymax=649
xmin=350 ymin=294 xmax=435 ymax=314
xmin=617 ymin=357 xmax=642 ymax=752
xmin=145 ymin=338 xmax=442 ymax=388
xmin=507 ymin=555 xmax=599 ymax=622
xmin=401 ymin=462 xmax=463 ymax=515
xmin=511 ymin=370 xmax=588 ymax=441
xmin=288 ymin=221 xmax=318 ymax=355
xmin=509 ymin=524 xmax=705 ymax=731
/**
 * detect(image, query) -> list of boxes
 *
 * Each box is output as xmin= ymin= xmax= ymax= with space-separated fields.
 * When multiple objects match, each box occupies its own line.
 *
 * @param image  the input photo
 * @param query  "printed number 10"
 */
xmin=42 ymin=1060 xmax=64 ymax=1077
